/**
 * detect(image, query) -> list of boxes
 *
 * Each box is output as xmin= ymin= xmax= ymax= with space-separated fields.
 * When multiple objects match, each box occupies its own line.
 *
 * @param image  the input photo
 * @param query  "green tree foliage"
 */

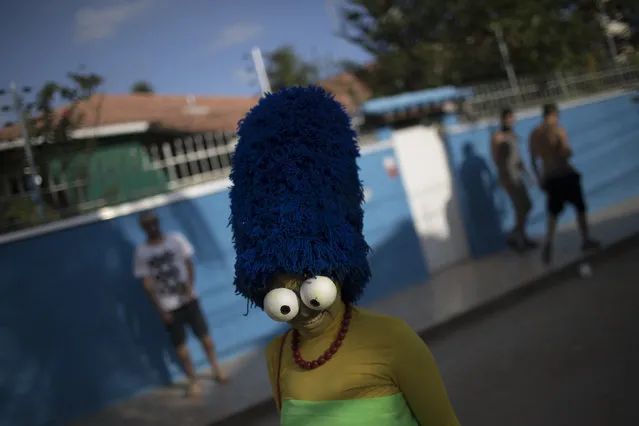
xmin=263 ymin=47 xmax=365 ymax=109
xmin=27 ymin=69 xmax=103 ymax=216
xmin=338 ymin=0 xmax=608 ymax=96
xmin=264 ymin=46 xmax=320 ymax=90
xmin=130 ymin=80 xmax=154 ymax=94
xmin=30 ymin=68 xmax=104 ymax=143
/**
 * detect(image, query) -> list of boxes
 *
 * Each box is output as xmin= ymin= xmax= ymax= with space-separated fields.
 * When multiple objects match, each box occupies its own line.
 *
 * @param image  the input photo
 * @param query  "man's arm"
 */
xmin=518 ymin=160 xmax=533 ymax=182
xmin=172 ymin=233 xmax=196 ymax=295
xmin=528 ymin=130 xmax=541 ymax=182
xmin=390 ymin=319 xmax=461 ymax=426
xmin=556 ymin=126 xmax=573 ymax=158
xmin=490 ymin=131 xmax=503 ymax=166
xmin=185 ymin=259 xmax=195 ymax=293
xmin=133 ymin=249 xmax=165 ymax=316
xmin=142 ymin=276 xmax=165 ymax=314
xmin=516 ymin=144 xmax=535 ymax=184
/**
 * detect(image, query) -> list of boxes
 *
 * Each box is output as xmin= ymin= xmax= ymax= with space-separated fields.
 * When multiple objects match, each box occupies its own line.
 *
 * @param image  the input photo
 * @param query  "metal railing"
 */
xmin=0 ymin=132 xmax=236 ymax=234
xmin=2 ymin=62 xmax=638 ymax=236
xmin=146 ymin=131 xmax=236 ymax=189
xmin=466 ymin=63 xmax=639 ymax=119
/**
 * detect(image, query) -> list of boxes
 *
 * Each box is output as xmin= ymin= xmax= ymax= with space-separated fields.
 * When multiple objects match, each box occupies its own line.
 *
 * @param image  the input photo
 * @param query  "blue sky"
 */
xmin=0 ymin=0 xmax=371 ymax=102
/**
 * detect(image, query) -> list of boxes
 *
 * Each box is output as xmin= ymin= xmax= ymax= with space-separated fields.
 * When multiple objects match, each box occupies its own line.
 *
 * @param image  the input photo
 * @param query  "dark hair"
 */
xmin=542 ymin=103 xmax=558 ymax=117
xmin=500 ymin=107 xmax=513 ymax=120
xmin=139 ymin=211 xmax=157 ymax=223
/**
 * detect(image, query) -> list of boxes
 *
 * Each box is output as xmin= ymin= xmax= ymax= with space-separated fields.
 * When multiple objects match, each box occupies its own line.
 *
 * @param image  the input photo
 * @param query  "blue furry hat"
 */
xmin=229 ymin=86 xmax=371 ymax=308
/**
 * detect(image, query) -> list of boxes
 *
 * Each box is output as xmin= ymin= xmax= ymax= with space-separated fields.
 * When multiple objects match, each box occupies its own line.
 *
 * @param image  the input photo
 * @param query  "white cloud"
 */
xmin=74 ymin=0 xmax=154 ymax=44
xmin=209 ymin=23 xmax=264 ymax=53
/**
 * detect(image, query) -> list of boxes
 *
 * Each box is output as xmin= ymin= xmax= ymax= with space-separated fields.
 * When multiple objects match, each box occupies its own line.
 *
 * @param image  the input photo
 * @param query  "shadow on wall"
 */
xmin=166 ymin=200 xmax=227 ymax=266
xmin=0 ymin=219 xmax=176 ymax=426
xmin=359 ymin=219 xmax=429 ymax=306
xmin=457 ymin=143 xmax=508 ymax=257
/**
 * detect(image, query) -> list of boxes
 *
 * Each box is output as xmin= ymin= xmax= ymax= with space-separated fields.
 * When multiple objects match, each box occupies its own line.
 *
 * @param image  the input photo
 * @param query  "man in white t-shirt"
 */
xmin=133 ymin=211 xmax=227 ymax=397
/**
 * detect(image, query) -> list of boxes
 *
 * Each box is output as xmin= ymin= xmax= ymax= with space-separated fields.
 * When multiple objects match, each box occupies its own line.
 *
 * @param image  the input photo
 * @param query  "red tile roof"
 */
xmin=0 ymin=74 xmax=371 ymax=142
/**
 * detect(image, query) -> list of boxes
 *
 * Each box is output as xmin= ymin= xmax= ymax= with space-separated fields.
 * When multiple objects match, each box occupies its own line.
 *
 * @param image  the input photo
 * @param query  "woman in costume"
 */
xmin=229 ymin=86 xmax=460 ymax=426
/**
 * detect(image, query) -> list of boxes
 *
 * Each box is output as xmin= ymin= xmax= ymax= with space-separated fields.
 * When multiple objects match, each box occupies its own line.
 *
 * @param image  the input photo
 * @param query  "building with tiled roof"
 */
xmin=0 ymin=72 xmax=371 ymax=148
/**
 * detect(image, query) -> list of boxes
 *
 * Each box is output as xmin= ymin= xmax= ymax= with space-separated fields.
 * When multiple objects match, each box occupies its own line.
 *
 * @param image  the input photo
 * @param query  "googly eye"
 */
xmin=263 ymin=288 xmax=300 ymax=322
xmin=300 ymin=276 xmax=337 ymax=311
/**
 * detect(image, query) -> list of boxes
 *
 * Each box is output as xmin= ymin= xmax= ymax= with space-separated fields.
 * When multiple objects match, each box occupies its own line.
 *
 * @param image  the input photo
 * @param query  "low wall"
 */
xmin=446 ymin=91 xmax=639 ymax=257
xmin=0 ymin=146 xmax=427 ymax=426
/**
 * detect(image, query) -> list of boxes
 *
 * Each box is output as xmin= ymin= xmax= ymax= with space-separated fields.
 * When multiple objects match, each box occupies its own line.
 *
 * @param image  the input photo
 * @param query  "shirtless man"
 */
xmin=491 ymin=107 xmax=537 ymax=252
xmin=529 ymin=103 xmax=601 ymax=264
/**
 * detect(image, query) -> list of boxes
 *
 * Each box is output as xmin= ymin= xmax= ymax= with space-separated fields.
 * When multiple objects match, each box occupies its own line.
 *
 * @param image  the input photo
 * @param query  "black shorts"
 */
xmin=165 ymin=299 xmax=209 ymax=347
xmin=544 ymin=172 xmax=586 ymax=217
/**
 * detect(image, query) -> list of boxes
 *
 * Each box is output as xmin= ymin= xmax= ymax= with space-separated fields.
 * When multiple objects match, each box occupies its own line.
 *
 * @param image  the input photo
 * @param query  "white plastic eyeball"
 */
xmin=300 ymin=276 xmax=338 ymax=311
xmin=263 ymin=288 xmax=300 ymax=322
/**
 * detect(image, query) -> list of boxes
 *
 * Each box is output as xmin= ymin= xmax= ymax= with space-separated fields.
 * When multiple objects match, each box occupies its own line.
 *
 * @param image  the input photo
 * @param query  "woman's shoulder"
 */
xmin=265 ymin=330 xmax=291 ymax=359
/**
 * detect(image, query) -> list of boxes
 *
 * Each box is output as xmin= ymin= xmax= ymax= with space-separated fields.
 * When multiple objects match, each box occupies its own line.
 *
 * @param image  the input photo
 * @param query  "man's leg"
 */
xmin=186 ymin=300 xmax=228 ymax=382
xmin=200 ymin=335 xmax=227 ymax=382
xmin=567 ymin=173 xmax=601 ymax=252
xmin=542 ymin=179 xmax=563 ymax=264
xmin=167 ymin=311 xmax=201 ymax=396
xmin=515 ymin=183 xmax=537 ymax=248
xmin=506 ymin=183 xmax=536 ymax=251
xmin=504 ymin=184 xmax=524 ymax=251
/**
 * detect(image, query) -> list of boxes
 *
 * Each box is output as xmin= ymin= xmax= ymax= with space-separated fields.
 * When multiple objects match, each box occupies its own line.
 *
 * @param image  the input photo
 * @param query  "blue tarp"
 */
xmin=361 ymin=86 xmax=473 ymax=116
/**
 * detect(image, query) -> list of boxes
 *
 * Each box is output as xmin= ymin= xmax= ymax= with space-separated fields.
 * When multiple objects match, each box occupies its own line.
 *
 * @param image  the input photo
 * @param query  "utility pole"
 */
xmin=4 ymin=82 xmax=43 ymax=218
xmin=491 ymin=22 xmax=522 ymax=101
xmin=325 ymin=0 xmax=340 ymax=34
xmin=251 ymin=47 xmax=272 ymax=95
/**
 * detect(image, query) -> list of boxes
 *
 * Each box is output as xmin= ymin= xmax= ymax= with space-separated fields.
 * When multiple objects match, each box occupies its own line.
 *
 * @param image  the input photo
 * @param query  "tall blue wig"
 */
xmin=229 ymin=86 xmax=371 ymax=308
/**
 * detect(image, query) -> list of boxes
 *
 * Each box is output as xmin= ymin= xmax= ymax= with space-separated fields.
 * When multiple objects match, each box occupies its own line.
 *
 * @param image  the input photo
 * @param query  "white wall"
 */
xmin=393 ymin=125 xmax=469 ymax=273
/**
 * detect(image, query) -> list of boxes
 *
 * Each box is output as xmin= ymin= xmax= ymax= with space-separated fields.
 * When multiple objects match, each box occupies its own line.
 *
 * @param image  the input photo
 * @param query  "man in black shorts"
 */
xmin=529 ymin=104 xmax=601 ymax=264
xmin=491 ymin=107 xmax=537 ymax=252
xmin=133 ymin=212 xmax=227 ymax=396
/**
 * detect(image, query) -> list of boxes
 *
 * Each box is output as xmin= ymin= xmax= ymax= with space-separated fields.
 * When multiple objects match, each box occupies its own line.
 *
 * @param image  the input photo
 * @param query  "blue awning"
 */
xmin=361 ymin=86 xmax=473 ymax=116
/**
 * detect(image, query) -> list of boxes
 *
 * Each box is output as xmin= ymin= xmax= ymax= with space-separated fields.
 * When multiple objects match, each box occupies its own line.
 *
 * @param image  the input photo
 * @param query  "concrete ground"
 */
xmin=211 ymin=236 xmax=639 ymax=426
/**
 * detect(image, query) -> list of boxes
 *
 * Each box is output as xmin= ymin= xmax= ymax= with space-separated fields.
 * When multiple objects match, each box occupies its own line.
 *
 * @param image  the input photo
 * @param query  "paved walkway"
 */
xmin=72 ymin=197 xmax=639 ymax=426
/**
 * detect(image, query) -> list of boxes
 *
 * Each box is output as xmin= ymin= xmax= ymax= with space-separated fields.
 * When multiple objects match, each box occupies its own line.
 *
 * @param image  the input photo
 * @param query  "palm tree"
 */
xmin=130 ymin=81 xmax=154 ymax=94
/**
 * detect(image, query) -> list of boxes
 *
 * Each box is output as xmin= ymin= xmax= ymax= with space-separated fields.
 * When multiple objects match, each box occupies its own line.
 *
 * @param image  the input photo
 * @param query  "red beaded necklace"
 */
xmin=291 ymin=304 xmax=352 ymax=370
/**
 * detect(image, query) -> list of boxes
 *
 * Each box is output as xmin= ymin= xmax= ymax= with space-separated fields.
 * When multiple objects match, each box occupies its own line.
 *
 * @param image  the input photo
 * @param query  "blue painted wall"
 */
xmin=446 ymin=92 xmax=639 ymax=257
xmin=0 ymin=147 xmax=427 ymax=426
